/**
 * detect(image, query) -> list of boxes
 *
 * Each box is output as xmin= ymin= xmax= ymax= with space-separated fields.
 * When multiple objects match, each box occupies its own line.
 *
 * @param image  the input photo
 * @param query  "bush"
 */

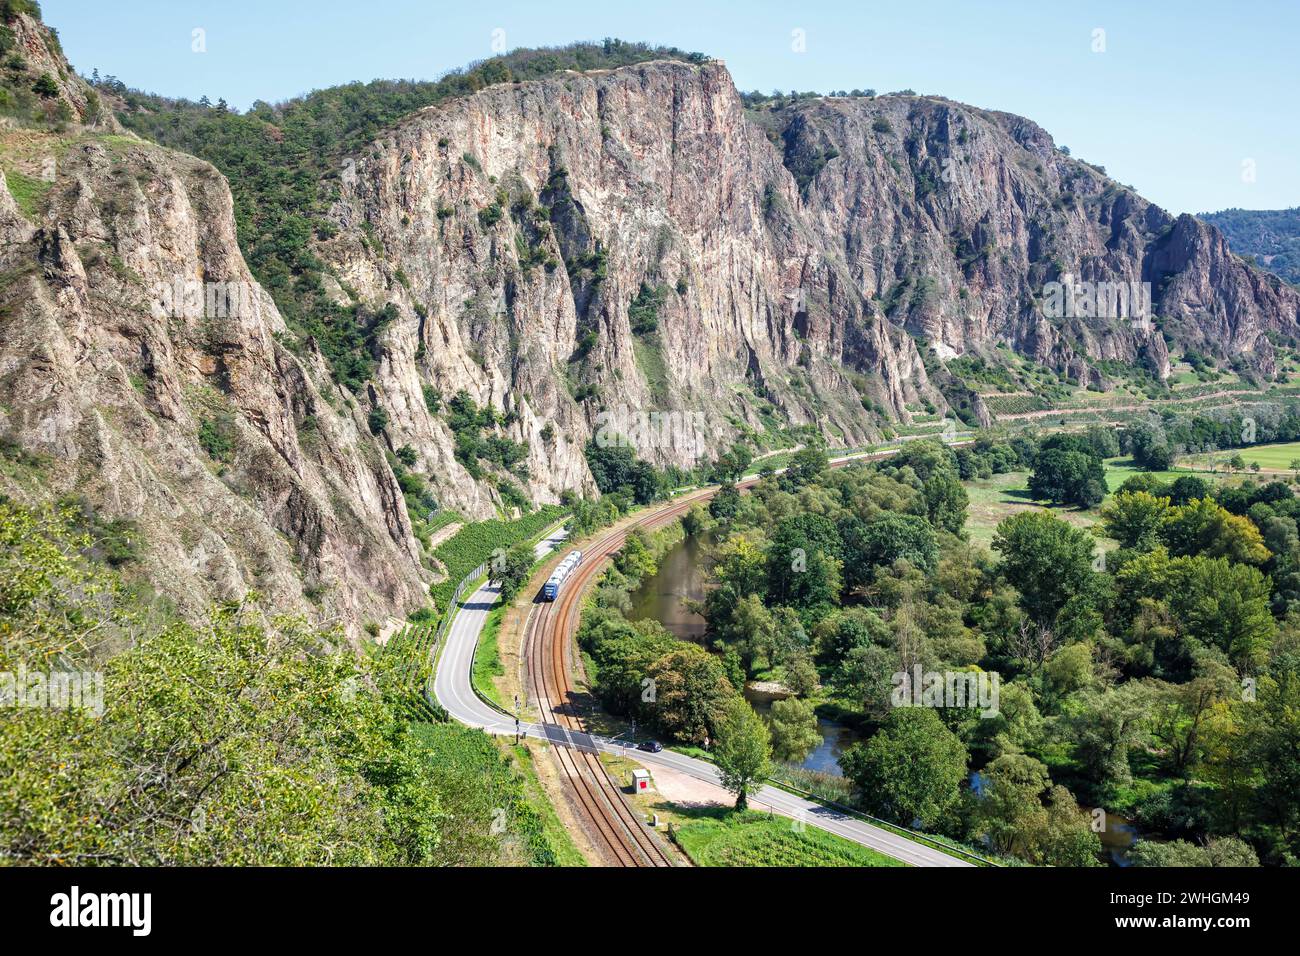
xmin=31 ymin=73 xmax=58 ymax=98
xmin=197 ymin=412 xmax=236 ymax=462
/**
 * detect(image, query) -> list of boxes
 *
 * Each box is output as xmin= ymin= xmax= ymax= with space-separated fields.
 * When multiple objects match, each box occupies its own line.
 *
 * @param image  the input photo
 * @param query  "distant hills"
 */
xmin=1200 ymin=207 xmax=1300 ymax=286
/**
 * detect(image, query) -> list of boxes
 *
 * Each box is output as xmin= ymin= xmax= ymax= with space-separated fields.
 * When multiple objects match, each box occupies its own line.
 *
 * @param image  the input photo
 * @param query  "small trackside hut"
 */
xmin=542 ymin=549 xmax=583 ymax=601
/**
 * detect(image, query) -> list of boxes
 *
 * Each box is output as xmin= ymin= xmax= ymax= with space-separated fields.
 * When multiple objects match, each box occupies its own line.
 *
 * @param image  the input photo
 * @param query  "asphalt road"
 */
xmin=430 ymin=517 xmax=975 ymax=868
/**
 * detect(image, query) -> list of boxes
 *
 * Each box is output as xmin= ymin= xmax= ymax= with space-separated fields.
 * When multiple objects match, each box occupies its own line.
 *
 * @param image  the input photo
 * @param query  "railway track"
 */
xmin=521 ymin=446 xmax=966 ymax=866
xmin=526 ymin=600 xmax=673 ymax=866
xmin=523 ymin=488 xmax=718 ymax=867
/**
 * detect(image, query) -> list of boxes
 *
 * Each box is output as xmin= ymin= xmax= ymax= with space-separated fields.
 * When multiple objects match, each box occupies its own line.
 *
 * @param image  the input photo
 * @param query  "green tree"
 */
xmin=1148 ymin=665 xmax=1236 ymax=777
xmin=1213 ymin=660 xmax=1300 ymax=859
xmin=840 ymin=708 xmax=968 ymax=828
xmin=922 ymin=472 xmax=969 ymax=534
xmin=1067 ymin=683 xmax=1155 ymax=788
xmin=765 ymin=514 xmax=843 ymax=612
xmin=714 ymin=698 xmax=772 ymax=811
xmin=711 ymin=442 xmax=754 ymax=483
xmin=1130 ymin=837 xmax=1258 ymax=867
xmin=836 ymin=643 xmax=897 ymax=717
xmin=1098 ymin=490 xmax=1171 ymax=549
xmin=1029 ymin=448 xmax=1106 ymax=507
xmin=819 ymin=607 xmax=892 ymax=664
xmin=992 ymin=511 xmax=1097 ymax=626
xmin=970 ymin=752 xmax=1051 ymax=858
xmin=0 ymin=501 xmax=464 ymax=866
xmin=644 ymin=645 xmax=735 ymax=744
xmin=1168 ymin=475 xmax=1211 ymax=505
xmin=1162 ymin=496 xmax=1271 ymax=565
xmin=493 ymin=542 xmax=535 ymax=601
xmin=890 ymin=438 xmax=958 ymax=484
xmin=781 ymin=650 xmax=820 ymax=697
xmin=843 ymin=512 xmax=937 ymax=587
xmin=767 ymin=697 xmax=823 ymax=763
xmin=32 ymin=72 xmax=59 ymax=98
xmin=973 ymin=680 xmax=1044 ymax=757
xmin=709 ymin=482 xmax=741 ymax=521
xmin=614 ymin=527 xmax=657 ymax=581
xmin=784 ymin=445 xmax=829 ymax=488
xmin=969 ymin=754 xmax=1099 ymax=864
xmin=1171 ymin=554 xmax=1273 ymax=672
xmin=1039 ymin=785 xmax=1104 ymax=867
xmin=585 ymin=440 xmax=662 ymax=505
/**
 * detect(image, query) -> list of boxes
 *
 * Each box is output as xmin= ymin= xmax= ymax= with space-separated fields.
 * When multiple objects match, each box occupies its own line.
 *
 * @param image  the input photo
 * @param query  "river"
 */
xmin=969 ymin=772 xmax=1143 ymax=866
xmin=627 ymin=531 xmax=865 ymax=775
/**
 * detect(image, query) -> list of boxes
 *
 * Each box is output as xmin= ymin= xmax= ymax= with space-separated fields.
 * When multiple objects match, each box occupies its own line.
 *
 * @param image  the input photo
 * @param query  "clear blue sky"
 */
xmin=45 ymin=0 xmax=1299 ymax=215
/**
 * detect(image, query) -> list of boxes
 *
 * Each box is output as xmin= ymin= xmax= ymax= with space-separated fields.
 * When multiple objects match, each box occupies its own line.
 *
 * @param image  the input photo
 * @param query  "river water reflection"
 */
xmin=627 ymin=532 xmax=865 ymax=775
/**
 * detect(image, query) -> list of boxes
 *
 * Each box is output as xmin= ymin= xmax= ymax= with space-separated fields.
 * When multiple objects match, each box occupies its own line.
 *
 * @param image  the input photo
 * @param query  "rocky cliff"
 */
xmin=0 ymin=21 xmax=430 ymax=636
xmin=320 ymin=60 xmax=940 ymax=517
xmin=3 ymin=18 xmax=1299 ymax=634
xmin=322 ymin=59 xmax=1300 ymax=515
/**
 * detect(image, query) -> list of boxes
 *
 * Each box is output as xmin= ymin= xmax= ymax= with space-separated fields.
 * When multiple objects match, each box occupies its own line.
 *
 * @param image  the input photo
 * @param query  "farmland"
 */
xmin=1180 ymin=440 xmax=1300 ymax=475
xmin=672 ymin=809 xmax=905 ymax=867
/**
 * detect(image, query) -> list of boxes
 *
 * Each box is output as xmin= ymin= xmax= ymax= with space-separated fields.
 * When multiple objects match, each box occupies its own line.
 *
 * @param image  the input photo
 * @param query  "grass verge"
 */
xmin=672 ymin=807 xmax=905 ymax=867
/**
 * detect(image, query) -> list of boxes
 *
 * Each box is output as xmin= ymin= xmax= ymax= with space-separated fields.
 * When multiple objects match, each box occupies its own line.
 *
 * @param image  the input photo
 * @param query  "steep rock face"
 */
xmin=4 ymin=46 xmax=1299 ymax=633
xmin=1150 ymin=214 xmax=1300 ymax=376
xmin=7 ymin=11 xmax=118 ymax=130
xmin=0 ymin=132 xmax=429 ymax=640
xmin=781 ymin=95 xmax=1298 ymax=379
xmin=321 ymin=62 xmax=941 ymax=517
xmin=322 ymin=62 xmax=1298 ymax=521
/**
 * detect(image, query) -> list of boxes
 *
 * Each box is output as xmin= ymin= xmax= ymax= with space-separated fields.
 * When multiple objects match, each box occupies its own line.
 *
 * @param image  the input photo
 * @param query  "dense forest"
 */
xmin=578 ymin=431 xmax=1300 ymax=866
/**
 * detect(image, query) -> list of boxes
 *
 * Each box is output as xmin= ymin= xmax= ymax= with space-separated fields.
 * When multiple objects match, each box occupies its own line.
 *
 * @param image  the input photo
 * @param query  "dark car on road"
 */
xmin=637 ymin=740 xmax=663 ymax=753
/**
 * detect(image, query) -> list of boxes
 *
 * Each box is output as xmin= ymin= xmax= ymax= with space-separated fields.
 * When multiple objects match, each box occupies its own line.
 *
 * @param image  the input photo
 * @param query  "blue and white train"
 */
xmin=542 ymin=550 xmax=583 ymax=601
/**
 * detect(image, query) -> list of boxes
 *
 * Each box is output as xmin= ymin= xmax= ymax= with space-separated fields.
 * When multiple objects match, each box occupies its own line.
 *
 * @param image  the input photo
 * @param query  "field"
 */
xmin=409 ymin=722 xmax=586 ymax=866
xmin=964 ymin=458 xmax=1203 ymax=548
xmin=672 ymin=809 xmax=905 ymax=867
xmin=1180 ymin=440 xmax=1300 ymax=474
xmin=964 ymin=471 xmax=1099 ymax=549
xmin=380 ymin=619 xmax=441 ymax=720
xmin=428 ymin=507 xmax=566 ymax=616
xmin=1102 ymin=457 xmax=1189 ymax=487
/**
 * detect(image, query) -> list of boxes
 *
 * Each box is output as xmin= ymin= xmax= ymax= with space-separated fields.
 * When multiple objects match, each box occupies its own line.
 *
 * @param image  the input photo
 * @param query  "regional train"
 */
xmin=542 ymin=550 xmax=583 ymax=601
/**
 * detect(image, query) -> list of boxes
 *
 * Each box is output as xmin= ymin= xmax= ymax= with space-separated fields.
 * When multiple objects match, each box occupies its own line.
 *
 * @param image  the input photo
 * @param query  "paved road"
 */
xmin=430 ymin=505 xmax=974 ymax=868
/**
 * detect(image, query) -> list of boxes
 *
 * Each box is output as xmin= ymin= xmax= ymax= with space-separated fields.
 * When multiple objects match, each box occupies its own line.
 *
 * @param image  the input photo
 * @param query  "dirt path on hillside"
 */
xmin=997 ymin=388 xmax=1262 ymax=421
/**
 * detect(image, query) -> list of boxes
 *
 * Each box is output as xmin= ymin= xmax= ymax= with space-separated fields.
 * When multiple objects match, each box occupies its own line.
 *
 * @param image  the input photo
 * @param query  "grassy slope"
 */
xmin=964 ymin=457 xmax=1194 ymax=549
xmin=673 ymin=808 xmax=905 ymax=867
xmin=965 ymin=471 xmax=1099 ymax=549
xmin=1182 ymin=440 xmax=1300 ymax=473
xmin=408 ymin=722 xmax=586 ymax=866
xmin=471 ymin=598 xmax=507 ymax=708
xmin=509 ymin=740 xmax=588 ymax=867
